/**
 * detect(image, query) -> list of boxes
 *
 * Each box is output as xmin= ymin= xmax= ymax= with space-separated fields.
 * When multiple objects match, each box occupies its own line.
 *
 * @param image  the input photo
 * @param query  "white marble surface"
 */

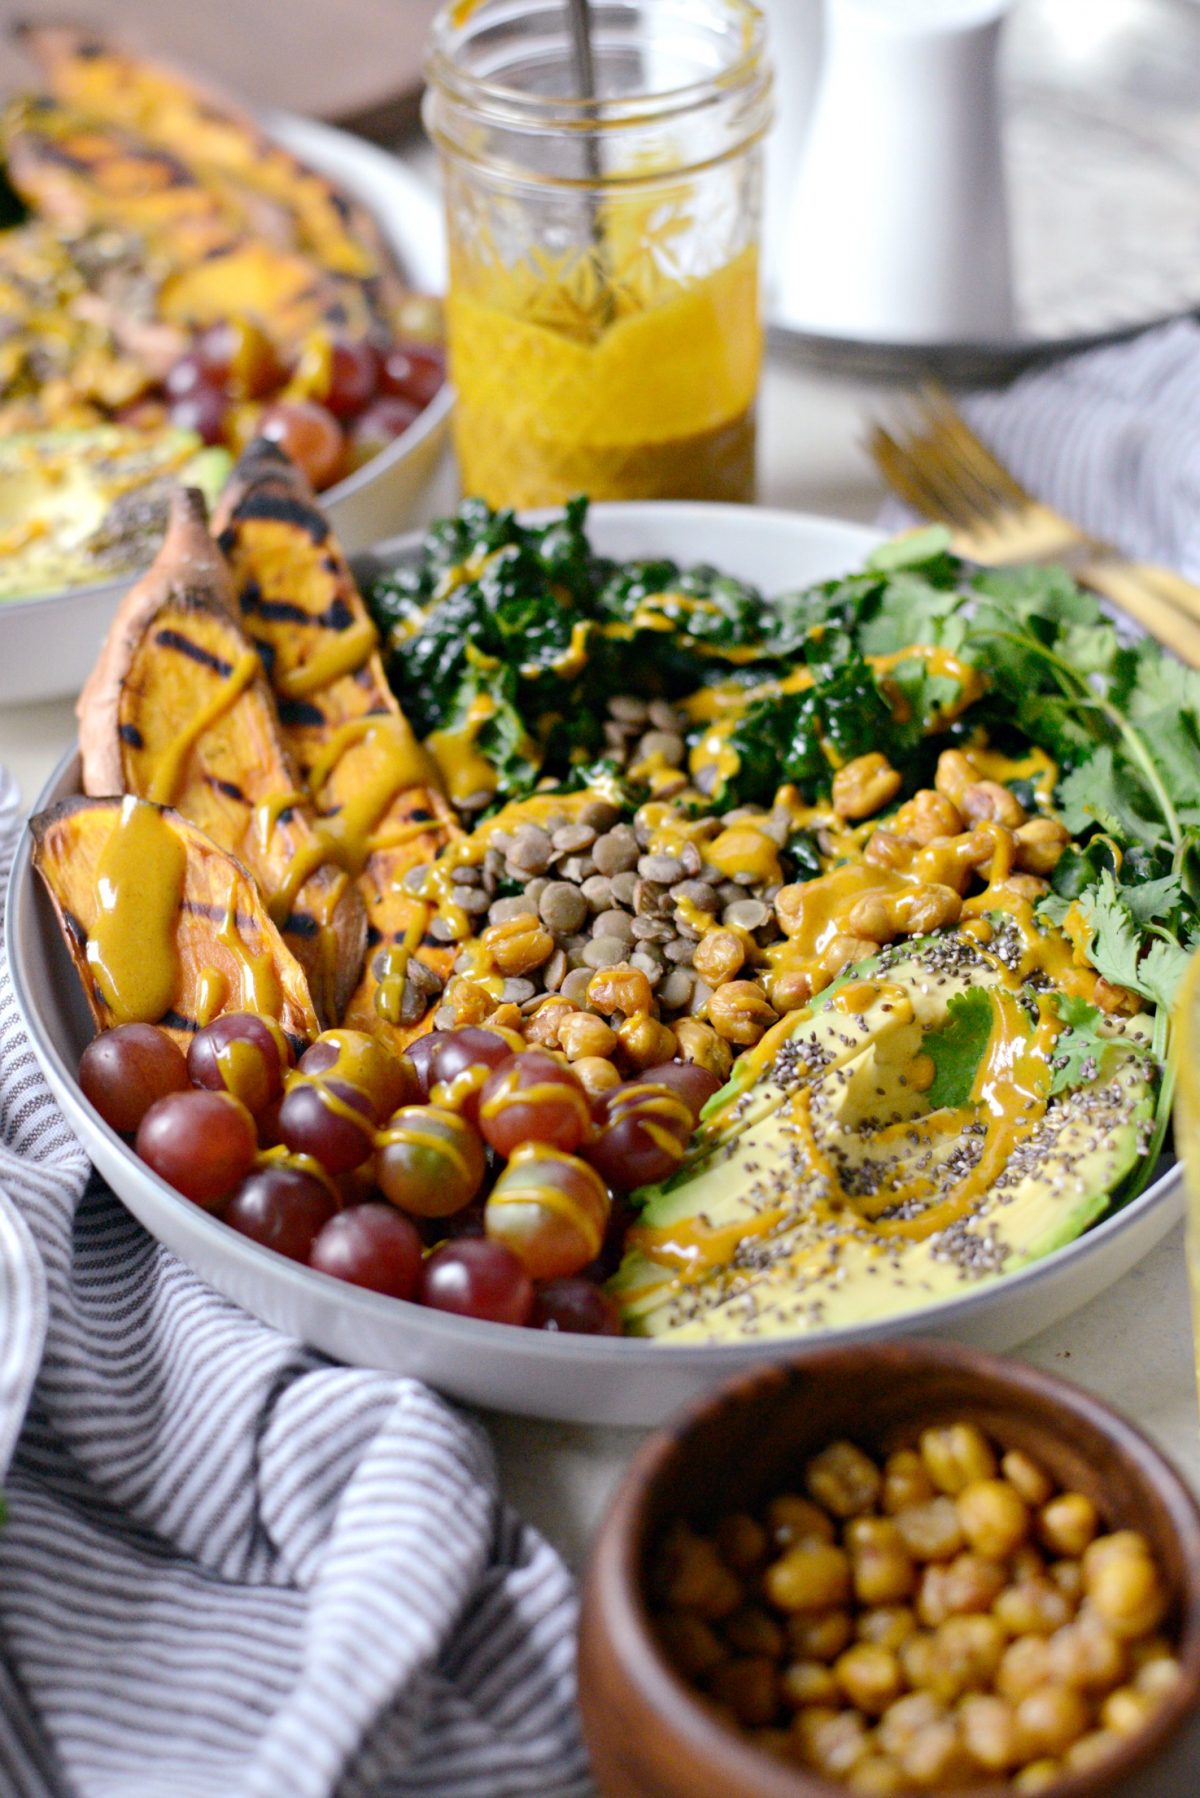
xmin=5 ymin=353 xmax=1199 ymax=1790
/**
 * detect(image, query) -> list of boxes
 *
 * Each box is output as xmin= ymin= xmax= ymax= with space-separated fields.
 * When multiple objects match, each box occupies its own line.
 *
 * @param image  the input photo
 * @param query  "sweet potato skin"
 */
xmin=78 ymin=486 xmax=366 ymax=1025
xmin=31 ymin=796 xmax=319 ymax=1052
xmin=215 ymin=443 xmax=460 ymax=1048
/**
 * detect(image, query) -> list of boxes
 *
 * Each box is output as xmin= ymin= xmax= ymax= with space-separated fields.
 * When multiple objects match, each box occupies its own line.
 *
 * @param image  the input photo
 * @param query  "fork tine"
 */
xmin=899 ymin=413 xmax=1014 ymax=539
xmin=868 ymin=422 xmax=981 ymax=533
xmin=887 ymin=406 xmax=1004 ymax=538
xmin=918 ymin=384 xmax=1033 ymax=509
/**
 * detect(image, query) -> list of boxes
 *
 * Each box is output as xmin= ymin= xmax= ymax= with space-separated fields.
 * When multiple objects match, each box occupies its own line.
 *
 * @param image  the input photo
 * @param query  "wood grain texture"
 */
xmin=578 ymin=1339 xmax=1200 ymax=1798
xmin=0 ymin=0 xmax=440 ymax=129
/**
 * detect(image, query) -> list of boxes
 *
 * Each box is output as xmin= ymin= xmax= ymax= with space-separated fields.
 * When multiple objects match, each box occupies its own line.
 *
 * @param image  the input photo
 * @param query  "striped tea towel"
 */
xmin=0 ymin=767 xmax=593 ymax=1798
xmin=884 ymin=319 xmax=1200 ymax=579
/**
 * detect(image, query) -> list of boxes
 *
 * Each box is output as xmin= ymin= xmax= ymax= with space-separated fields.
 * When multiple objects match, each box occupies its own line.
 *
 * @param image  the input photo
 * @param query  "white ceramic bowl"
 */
xmin=5 ymin=503 xmax=1183 ymax=1424
xmin=0 ymin=111 xmax=452 ymax=708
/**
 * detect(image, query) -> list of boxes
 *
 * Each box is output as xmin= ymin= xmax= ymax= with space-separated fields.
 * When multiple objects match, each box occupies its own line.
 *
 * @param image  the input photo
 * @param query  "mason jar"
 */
xmin=424 ymin=0 xmax=773 ymax=508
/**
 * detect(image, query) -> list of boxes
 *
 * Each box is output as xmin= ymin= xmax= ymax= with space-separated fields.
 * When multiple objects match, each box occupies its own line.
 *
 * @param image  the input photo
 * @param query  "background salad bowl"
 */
xmin=6 ymin=504 xmax=1184 ymax=1424
xmin=0 ymin=113 xmax=452 ymax=709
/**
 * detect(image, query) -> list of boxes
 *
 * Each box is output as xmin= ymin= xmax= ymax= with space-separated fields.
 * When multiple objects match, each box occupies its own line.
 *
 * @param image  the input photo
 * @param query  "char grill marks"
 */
xmin=214 ymin=446 xmax=460 ymax=1049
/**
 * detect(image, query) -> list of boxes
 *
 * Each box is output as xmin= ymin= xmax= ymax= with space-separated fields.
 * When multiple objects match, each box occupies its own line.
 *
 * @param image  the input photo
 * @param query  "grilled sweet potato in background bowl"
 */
xmin=0 ymin=112 xmax=452 ymax=708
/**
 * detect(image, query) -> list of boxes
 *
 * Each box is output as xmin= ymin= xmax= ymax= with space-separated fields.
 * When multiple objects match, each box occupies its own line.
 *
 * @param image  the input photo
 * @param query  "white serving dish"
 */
xmin=0 ymin=111 xmax=452 ymax=709
xmin=6 ymin=503 xmax=1183 ymax=1424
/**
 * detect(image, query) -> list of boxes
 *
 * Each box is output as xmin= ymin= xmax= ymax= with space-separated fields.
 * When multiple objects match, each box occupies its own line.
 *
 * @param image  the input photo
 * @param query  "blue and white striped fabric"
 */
xmin=0 ymin=770 xmax=592 ymax=1798
xmin=960 ymin=320 xmax=1200 ymax=580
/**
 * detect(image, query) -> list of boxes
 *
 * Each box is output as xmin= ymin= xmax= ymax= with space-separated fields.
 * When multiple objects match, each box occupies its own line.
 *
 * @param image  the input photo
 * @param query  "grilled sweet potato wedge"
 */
xmin=16 ymin=25 xmax=406 ymax=322
xmin=78 ymin=487 xmax=366 ymax=1025
xmin=31 ymin=795 xmax=318 ymax=1053
xmin=215 ymin=442 xmax=460 ymax=1048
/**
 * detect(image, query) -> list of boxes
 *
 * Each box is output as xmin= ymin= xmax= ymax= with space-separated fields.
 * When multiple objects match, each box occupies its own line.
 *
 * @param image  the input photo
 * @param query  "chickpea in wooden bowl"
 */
xmin=578 ymin=1341 xmax=1200 ymax=1797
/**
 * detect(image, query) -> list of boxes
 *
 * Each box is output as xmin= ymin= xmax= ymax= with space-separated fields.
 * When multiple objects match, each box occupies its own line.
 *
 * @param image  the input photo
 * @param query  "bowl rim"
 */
xmin=5 ymin=501 xmax=1183 ymax=1377
xmin=581 ymin=1336 xmax=1200 ymax=1798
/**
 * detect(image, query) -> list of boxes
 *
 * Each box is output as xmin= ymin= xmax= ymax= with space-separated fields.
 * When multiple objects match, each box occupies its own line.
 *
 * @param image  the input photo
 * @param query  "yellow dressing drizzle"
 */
xmin=86 ymin=797 xmax=186 ymax=1025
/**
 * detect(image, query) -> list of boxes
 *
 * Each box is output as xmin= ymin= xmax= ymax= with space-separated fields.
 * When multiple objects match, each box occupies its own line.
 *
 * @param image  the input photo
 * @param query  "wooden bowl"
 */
xmin=578 ymin=1339 xmax=1200 ymax=1798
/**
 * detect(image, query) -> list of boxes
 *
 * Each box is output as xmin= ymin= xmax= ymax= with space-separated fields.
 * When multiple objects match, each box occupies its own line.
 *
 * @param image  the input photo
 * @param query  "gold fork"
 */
xmin=869 ymin=384 xmax=1200 ymax=666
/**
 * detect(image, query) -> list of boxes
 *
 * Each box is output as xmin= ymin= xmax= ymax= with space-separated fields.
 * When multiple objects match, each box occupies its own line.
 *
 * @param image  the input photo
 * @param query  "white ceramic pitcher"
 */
xmin=767 ymin=0 xmax=1016 ymax=343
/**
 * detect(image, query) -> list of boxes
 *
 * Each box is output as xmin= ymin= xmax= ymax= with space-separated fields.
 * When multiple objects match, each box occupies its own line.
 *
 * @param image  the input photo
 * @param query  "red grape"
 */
xmin=376 ymin=1104 xmax=486 ymax=1217
xmin=195 ymin=319 xmax=283 ymax=398
xmin=188 ymin=1011 xmax=289 ymax=1114
xmin=478 ymin=1051 xmax=591 ymax=1157
xmin=324 ymin=338 xmax=381 ymax=418
xmin=406 ymin=1030 xmax=448 ymax=1101
xmin=168 ymin=385 xmax=228 ymax=446
xmin=136 ymin=1088 xmax=257 ymax=1208
xmin=79 ymin=1024 xmax=190 ymax=1134
xmin=381 ymin=341 xmax=445 ymax=408
xmin=640 ymin=1060 xmax=722 ymax=1122
xmin=533 ymin=1277 xmax=622 ymax=1336
xmin=585 ymin=1079 xmax=694 ymax=1191
xmin=309 ymin=1203 xmax=423 ymax=1299
xmin=430 ymin=1026 xmax=522 ymax=1125
xmin=485 ymin=1143 xmax=609 ymax=1280
xmin=278 ymin=1077 xmax=375 ymax=1174
xmin=350 ymin=397 xmax=419 ymax=465
xmin=419 ymin=1238 xmax=534 ymax=1325
xmin=165 ymin=352 xmax=217 ymax=401
xmin=223 ymin=1163 xmax=336 ymax=1261
xmin=257 ymin=399 xmax=344 ymax=488
xmin=298 ymin=1029 xmax=412 ymax=1123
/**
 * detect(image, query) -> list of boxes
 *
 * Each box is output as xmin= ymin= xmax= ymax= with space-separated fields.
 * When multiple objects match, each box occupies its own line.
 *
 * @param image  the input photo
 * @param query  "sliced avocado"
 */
xmin=612 ymin=931 xmax=1154 ymax=1341
xmin=0 ymin=426 xmax=227 ymax=600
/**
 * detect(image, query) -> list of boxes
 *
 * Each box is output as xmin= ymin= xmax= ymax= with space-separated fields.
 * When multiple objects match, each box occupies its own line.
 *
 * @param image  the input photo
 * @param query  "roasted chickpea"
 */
xmin=892 ymin=788 xmax=963 ymax=845
xmin=781 ymin=1659 xmax=841 ymax=1708
xmin=1039 ymin=1492 xmax=1100 ymax=1559
xmin=673 ymin=1017 xmax=734 ymax=1081
xmin=823 ymin=933 xmax=882 ymax=975
xmin=893 ymin=1496 xmax=965 ymax=1562
xmin=832 ymin=752 xmax=903 ymax=822
xmin=934 ymin=748 xmax=975 ymax=804
xmin=834 ymin=1642 xmax=904 ymax=1714
xmin=994 ymin=1577 xmax=1074 ymax=1638
xmin=655 ymin=1521 xmax=742 ymax=1618
xmin=878 ymin=1691 xmax=946 ymax=1756
xmin=882 ymin=1449 xmax=935 ymax=1515
xmin=897 ymin=1718 xmax=974 ymax=1786
xmin=960 ymin=1693 xmax=1023 ymax=1773
xmin=957 ymin=1478 xmax=1030 ymax=1559
xmin=767 ymin=1493 xmax=835 ymax=1548
xmin=807 ymin=1440 xmax=883 ymax=1519
xmin=1015 ymin=1684 xmax=1089 ymax=1758
xmin=845 ymin=1755 xmax=907 ymax=1794
xmin=997 ymin=1634 xmax=1053 ymax=1701
xmin=1014 ymin=816 xmax=1070 ymax=876
xmin=856 ymin=1605 xmax=916 ymax=1651
xmin=920 ymin=1422 xmax=998 ymax=1494
xmin=765 ymin=1542 xmax=853 ymax=1613
xmin=615 ymin=1013 xmax=679 ymax=1071
xmin=1013 ymin=1758 xmax=1063 ymax=1792
xmin=846 ymin=1517 xmax=916 ymax=1606
xmin=707 ymin=980 xmax=779 ymax=1047
xmin=692 ymin=928 xmax=746 ymax=986
xmin=1087 ymin=1546 xmax=1167 ymax=1639
xmin=1046 ymin=1616 xmax=1127 ymax=1692
xmin=788 ymin=1609 xmax=855 ymax=1664
xmin=1001 ymin=1450 xmax=1055 ymax=1509
xmin=1101 ymin=1684 xmax=1157 ymax=1736
xmin=791 ymin=1707 xmax=871 ymax=1777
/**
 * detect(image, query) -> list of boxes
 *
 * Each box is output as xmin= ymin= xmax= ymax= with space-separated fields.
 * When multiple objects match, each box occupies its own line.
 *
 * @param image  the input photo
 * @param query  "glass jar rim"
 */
xmin=424 ymin=0 xmax=770 ymax=133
